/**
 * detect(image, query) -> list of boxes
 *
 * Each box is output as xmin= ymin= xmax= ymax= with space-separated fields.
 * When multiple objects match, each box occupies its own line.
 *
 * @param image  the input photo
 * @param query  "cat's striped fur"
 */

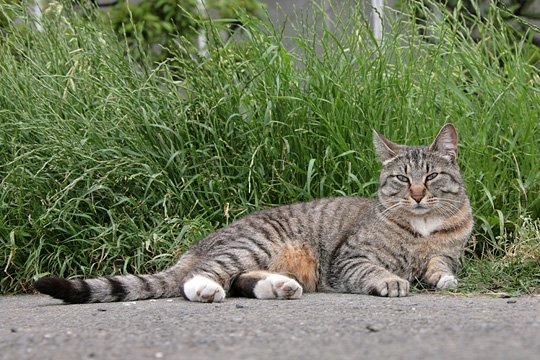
xmin=34 ymin=124 xmax=473 ymax=303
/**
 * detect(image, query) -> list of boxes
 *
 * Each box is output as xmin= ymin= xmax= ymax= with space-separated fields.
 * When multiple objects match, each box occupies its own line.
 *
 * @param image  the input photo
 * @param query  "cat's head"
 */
xmin=373 ymin=124 xmax=467 ymax=217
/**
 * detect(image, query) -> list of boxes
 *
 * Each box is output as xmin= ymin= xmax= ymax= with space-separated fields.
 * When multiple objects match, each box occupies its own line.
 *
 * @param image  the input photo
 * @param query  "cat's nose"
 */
xmin=410 ymin=185 xmax=426 ymax=203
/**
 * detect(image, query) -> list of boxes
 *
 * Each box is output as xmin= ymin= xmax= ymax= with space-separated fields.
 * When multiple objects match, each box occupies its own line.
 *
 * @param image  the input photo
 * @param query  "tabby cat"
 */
xmin=35 ymin=123 xmax=473 ymax=303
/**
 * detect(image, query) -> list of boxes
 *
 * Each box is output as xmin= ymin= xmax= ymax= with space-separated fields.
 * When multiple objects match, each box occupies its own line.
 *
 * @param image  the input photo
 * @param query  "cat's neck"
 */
xmin=406 ymin=200 xmax=472 ymax=237
xmin=408 ymin=216 xmax=444 ymax=237
xmin=376 ymin=200 xmax=471 ymax=238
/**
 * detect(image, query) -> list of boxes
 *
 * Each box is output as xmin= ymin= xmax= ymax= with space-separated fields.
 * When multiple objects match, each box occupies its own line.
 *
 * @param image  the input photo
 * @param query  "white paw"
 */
xmin=253 ymin=274 xmax=303 ymax=300
xmin=183 ymin=275 xmax=226 ymax=303
xmin=437 ymin=275 xmax=458 ymax=289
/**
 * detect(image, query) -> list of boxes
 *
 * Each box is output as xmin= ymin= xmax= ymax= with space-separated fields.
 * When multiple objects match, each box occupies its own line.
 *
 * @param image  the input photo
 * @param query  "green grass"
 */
xmin=458 ymin=216 xmax=540 ymax=295
xmin=0 ymin=1 xmax=538 ymax=294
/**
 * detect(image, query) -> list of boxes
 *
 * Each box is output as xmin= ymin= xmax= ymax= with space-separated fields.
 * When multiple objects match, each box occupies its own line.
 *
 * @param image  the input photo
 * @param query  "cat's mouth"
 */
xmin=409 ymin=203 xmax=431 ymax=214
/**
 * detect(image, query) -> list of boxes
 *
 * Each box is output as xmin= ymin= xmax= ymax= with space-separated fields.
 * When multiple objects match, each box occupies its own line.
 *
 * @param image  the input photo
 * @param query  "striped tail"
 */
xmin=34 ymin=264 xmax=188 ymax=304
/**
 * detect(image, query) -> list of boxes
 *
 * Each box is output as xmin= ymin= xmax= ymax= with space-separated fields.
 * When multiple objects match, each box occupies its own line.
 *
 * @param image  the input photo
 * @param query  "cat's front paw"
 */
xmin=371 ymin=277 xmax=409 ymax=297
xmin=436 ymin=275 xmax=458 ymax=289
xmin=183 ymin=275 xmax=226 ymax=303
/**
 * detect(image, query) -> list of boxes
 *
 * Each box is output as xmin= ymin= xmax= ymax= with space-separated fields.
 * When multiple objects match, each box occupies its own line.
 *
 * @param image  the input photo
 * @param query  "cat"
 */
xmin=34 ymin=123 xmax=473 ymax=303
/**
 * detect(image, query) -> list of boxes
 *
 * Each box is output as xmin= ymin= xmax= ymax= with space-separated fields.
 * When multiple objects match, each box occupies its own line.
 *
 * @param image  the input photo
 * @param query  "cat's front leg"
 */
xmin=334 ymin=261 xmax=410 ymax=297
xmin=368 ymin=273 xmax=410 ymax=297
xmin=424 ymin=256 xmax=458 ymax=290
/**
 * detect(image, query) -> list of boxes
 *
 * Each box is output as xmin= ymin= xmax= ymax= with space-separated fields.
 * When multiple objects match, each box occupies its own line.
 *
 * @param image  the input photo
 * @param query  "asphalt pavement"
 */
xmin=1 ymin=293 xmax=539 ymax=360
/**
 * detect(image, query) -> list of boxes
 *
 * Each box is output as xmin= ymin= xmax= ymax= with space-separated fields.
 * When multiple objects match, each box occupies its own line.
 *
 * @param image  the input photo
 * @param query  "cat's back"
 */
xmin=194 ymin=196 xmax=376 ymax=252
xmin=230 ymin=196 xmax=377 ymax=252
xmin=251 ymin=196 xmax=376 ymax=234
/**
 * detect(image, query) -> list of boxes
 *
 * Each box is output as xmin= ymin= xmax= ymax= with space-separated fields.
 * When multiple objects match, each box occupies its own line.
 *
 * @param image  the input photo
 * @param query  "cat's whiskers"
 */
xmin=374 ymin=202 xmax=403 ymax=227
xmin=432 ymin=200 xmax=464 ymax=219
xmin=425 ymin=196 xmax=462 ymax=209
xmin=376 ymin=200 xmax=401 ymax=224
xmin=435 ymin=198 xmax=464 ymax=211
xmin=436 ymin=197 xmax=465 ymax=204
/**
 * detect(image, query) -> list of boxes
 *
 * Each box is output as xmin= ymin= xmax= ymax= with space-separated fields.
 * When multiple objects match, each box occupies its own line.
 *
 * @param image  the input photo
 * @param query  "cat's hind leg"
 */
xmin=183 ymin=275 xmax=226 ymax=303
xmin=230 ymin=271 xmax=303 ymax=300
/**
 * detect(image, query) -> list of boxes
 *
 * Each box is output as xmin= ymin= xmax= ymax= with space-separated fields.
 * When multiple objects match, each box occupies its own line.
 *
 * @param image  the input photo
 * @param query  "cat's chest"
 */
xmin=409 ymin=217 xmax=444 ymax=237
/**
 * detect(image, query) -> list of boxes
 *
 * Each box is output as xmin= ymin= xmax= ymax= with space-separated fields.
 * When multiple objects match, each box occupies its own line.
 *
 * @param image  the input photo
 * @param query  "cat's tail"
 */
xmin=34 ymin=253 xmax=197 ymax=304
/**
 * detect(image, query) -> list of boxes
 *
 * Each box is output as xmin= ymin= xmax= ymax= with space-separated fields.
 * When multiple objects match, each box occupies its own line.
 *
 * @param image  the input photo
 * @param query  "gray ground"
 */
xmin=1 ymin=293 xmax=539 ymax=360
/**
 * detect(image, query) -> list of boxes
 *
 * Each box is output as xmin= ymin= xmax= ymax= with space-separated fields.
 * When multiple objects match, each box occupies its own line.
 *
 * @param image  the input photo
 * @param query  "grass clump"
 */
xmin=0 ymin=1 xmax=538 ymax=294
xmin=460 ymin=216 xmax=540 ymax=295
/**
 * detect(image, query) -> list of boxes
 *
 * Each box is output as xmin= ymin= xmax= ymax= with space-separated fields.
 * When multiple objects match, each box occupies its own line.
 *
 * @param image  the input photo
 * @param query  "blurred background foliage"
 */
xmin=1 ymin=0 xmax=266 ymax=63
xmin=103 ymin=0 xmax=265 ymax=62
xmin=3 ymin=1 xmax=539 ymax=62
xmin=409 ymin=0 xmax=540 ymax=47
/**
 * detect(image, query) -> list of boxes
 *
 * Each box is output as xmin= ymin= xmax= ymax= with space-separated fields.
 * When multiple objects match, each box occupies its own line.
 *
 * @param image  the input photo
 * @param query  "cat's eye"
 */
xmin=396 ymin=175 xmax=409 ymax=182
xmin=426 ymin=173 xmax=439 ymax=181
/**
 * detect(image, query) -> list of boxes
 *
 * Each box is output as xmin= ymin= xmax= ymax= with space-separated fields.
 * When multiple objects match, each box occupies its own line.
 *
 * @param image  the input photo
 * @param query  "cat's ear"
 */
xmin=429 ymin=123 xmax=458 ymax=161
xmin=373 ymin=130 xmax=403 ymax=163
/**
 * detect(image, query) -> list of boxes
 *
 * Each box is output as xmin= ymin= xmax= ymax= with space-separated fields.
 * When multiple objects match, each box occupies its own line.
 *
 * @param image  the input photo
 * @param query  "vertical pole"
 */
xmin=30 ymin=0 xmax=44 ymax=31
xmin=324 ymin=0 xmax=332 ymax=31
xmin=197 ymin=0 xmax=208 ymax=57
xmin=371 ymin=0 xmax=384 ymax=42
